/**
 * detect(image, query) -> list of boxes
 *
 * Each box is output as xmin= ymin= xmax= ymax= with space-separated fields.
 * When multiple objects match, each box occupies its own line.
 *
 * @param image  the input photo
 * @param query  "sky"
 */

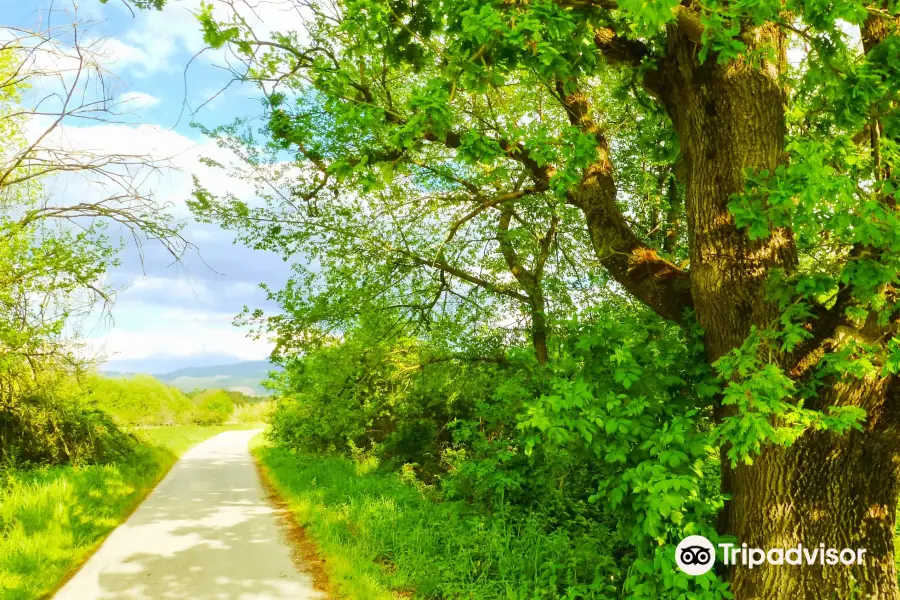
xmin=3 ymin=0 xmax=300 ymax=374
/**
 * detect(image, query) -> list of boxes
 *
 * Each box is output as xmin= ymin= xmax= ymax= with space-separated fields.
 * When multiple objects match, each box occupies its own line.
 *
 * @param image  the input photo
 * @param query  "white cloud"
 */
xmin=128 ymin=276 xmax=212 ymax=302
xmin=34 ymin=121 xmax=256 ymax=217
xmin=83 ymin=295 xmax=275 ymax=366
xmin=88 ymin=318 xmax=273 ymax=363
xmin=35 ymin=119 xmax=288 ymax=369
xmin=116 ymin=91 xmax=161 ymax=109
xmin=221 ymin=0 xmax=312 ymax=40
xmin=97 ymin=0 xmax=311 ymax=77
xmin=119 ymin=275 xmax=263 ymax=306
xmin=94 ymin=2 xmax=206 ymax=77
xmin=14 ymin=2 xmax=303 ymax=371
xmin=92 ymin=37 xmax=160 ymax=75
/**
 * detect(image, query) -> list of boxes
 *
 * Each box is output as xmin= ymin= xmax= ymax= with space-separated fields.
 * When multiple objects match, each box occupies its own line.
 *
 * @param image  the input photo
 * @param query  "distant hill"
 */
xmin=103 ymin=360 xmax=282 ymax=396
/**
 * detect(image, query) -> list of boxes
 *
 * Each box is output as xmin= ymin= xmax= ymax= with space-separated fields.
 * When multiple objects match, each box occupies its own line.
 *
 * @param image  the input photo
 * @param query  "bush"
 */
xmin=231 ymin=399 xmax=275 ymax=424
xmin=265 ymin=309 xmax=726 ymax=597
xmin=0 ymin=374 xmax=136 ymax=467
xmin=257 ymin=446 xmax=621 ymax=599
xmin=84 ymin=374 xmax=196 ymax=427
xmin=191 ymin=390 xmax=235 ymax=425
xmin=267 ymin=332 xmax=488 ymax=478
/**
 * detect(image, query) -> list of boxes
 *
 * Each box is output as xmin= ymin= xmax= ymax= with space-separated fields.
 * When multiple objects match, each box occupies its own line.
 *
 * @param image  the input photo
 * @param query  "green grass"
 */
xmin=0 ymin=424 xmax=253 ymax=600
xmin=253 ymin=442 xmax=614 ymax=600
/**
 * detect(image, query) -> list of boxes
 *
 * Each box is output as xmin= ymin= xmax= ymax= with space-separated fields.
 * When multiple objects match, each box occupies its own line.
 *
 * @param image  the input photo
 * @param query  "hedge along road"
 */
xmin=53 ymin=429 xmax=325 ymax=600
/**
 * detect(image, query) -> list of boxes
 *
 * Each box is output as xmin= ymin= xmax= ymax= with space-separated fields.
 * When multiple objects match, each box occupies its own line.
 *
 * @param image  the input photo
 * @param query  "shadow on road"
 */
xmin=54 ymin=431 xmax=327 ymax=600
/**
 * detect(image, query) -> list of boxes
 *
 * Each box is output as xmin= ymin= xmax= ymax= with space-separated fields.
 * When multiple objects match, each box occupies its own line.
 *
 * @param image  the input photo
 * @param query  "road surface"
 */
xmin=54 ymin=429 xmax=324 ymax=600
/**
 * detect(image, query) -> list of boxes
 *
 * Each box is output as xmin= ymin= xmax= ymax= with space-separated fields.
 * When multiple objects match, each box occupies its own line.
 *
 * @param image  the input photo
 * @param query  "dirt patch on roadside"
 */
xmin=253 ymin=453 xmax=334 ymax=598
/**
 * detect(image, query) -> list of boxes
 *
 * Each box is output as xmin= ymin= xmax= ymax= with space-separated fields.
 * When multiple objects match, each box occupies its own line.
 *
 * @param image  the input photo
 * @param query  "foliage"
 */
xmin=231 ymin=400 xmax=275 ymax=425
xmin=84 ymin=374 xmax=197 ymax=427
xmin=222 ymin=389 xmax=261 ymax=404
xmin=267 ymin=321 xmax=498 ymax=478
xmin=190 ymin=0 xmax=900 ymax=460
xmin=191 ymin=389 xmax=236 ymax=425
xmin=462 ymin=313 xmax=728 ymax=598
xmin=189 ymin=0 xmax=900 ymax=595
xmin=265 ymin=305 xmax=730 ymax=597
xmin=0 ymin=15 xmax=187 ymax=469
xmin=0 ymin=48 xmax=121 ymax=466
xmin=256 ymin=443 xmax=621 ymax=600
xmin=711 ymin=328 xmax=867 ymax=466
xmin=0 ymin=371 xmax=137 ymax=468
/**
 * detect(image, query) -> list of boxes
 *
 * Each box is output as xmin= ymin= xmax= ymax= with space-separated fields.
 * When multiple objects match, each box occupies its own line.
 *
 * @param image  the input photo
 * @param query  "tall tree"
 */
xmin=192 ymin=0 xmax=900 ymax=597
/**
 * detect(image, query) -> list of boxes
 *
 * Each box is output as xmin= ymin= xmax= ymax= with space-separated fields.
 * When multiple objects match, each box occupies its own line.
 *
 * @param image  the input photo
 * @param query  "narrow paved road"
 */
xmin=54 ymin=429 xmax=324 ymax=600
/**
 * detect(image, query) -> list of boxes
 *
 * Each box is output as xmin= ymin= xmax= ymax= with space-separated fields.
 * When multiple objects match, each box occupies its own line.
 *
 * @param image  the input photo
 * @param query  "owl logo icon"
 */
xmin=676 ymin=535 xmax=715 ymax=576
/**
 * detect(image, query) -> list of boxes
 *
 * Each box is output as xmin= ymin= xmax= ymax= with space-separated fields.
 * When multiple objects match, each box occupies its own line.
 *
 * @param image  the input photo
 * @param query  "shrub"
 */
xmin=0 ymin=373 xmax=136 ymax=467
xmin=267 ymin=332 xmax=488 ymax=478
xmin=231 ymin=399 xmax=274 ymax=424
xmin=265 ymin=309 xmax=725 ymax=597
xmin=191 ymin=390 xmax=235 ymax=425
xmin=257 ymin=446 xmax=621 ymax=599
xmin=84 ymin=374 xmax=196 ymax=426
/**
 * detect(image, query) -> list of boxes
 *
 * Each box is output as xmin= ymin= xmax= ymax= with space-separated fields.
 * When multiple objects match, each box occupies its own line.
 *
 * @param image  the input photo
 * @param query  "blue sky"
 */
xmin=4 ymin=0 xmax=298 ymax=373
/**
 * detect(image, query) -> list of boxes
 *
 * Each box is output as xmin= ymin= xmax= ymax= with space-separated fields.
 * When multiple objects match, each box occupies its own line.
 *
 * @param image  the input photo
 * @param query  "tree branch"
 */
xmin=390 ymin=245 xmax=531 ymax=303
xmin=555 ymin=78 xmax=693 ymax=322
xmin=593 ymin=26 xmax=650 ymax=66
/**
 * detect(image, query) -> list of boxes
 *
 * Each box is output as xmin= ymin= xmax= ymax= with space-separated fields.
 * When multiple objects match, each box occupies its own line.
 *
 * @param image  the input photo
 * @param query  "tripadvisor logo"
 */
xmin=676 ymin=535 xmax=716 ymax=576
xmin=675 ymin=535 xmax=869 ymax=576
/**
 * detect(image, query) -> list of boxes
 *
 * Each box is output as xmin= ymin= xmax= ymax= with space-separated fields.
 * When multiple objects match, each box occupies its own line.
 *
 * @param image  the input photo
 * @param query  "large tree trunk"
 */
xmin=727 ymin=392 xmax=900 ymax=598
xmin=655 ymin=22 xmax=900 ymax=598
xmin=660 ymin=23 xmax=795 ymax=356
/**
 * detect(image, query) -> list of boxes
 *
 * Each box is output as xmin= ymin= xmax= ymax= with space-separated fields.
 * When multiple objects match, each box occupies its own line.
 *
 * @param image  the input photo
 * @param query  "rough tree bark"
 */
xmin=724 ymin=378 xmax=900 ymax=598
xmin=638 ymin=18 xmax=900 ymax=599
xmin=558 ymin=82 xmax=693 ymax=324
xmin=558 ymin=8 xmax=900 ymax=595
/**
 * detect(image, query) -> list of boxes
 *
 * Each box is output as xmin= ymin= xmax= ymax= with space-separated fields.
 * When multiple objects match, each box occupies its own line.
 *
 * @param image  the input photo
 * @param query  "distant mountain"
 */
xmin=103 ymin=360 xmax=282 ymax=396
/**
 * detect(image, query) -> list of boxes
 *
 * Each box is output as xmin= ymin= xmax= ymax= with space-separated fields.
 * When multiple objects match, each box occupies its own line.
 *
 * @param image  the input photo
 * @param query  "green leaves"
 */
xmin=883 ymin=337 xmax=900 ymax=376
xmin=399 ymin=79 xmax=454 ymax=144
xmin=197 ymin=2 xmax=240 ymax=49
xmin=617 ymin=0 xmax=681 ymax=35
xmin=458 ymin=130 xmax=504 ymax=165
xmin=711 ymin=328 xmax=867 ymax=466
xmin=513 ymin=314 xmax=729 ymax=597
xmin=187 ymin=0 xmax=900 ymax=594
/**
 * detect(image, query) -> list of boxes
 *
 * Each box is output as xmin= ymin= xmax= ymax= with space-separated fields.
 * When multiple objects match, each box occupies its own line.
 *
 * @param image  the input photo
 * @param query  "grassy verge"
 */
xmin=0 ymin=424 xmax=254 ymax=600
xmin=252 ymin=442 xmax=611 ymax=600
